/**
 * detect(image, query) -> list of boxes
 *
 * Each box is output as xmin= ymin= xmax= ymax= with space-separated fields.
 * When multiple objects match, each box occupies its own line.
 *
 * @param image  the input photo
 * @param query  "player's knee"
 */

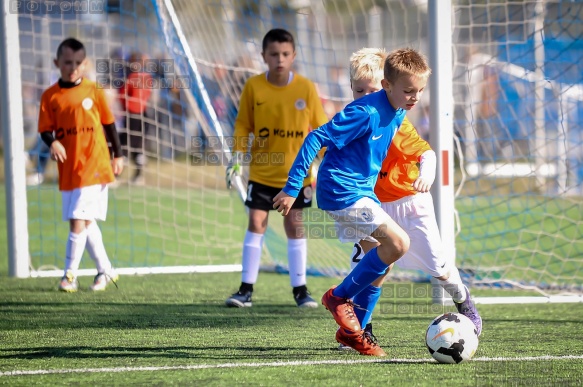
xmin=377 ymin=233 xmax=409 ymax=264
xmin=393 ymin=231 xmax=410 ymax=257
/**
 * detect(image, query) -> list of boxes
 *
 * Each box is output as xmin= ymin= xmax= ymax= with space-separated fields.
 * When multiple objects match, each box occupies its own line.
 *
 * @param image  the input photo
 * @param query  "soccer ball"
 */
xmin=425 ymin=312 xmax=479 ymax=364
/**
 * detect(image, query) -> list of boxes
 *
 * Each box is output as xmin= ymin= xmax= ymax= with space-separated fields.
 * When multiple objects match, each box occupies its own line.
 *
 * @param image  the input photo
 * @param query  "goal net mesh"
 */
xmin=14 ymin=0 xmax=582 ymax=293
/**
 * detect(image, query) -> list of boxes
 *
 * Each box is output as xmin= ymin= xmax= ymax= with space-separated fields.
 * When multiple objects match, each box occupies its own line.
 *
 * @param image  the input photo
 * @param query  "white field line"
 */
xmin=1 ymin=355 xmax=583 ymax=377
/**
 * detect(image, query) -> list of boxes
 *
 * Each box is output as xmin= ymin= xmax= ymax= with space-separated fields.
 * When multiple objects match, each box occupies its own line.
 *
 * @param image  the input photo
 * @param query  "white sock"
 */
xmin=241 ymin=231 xmax=263 ymax=284
xmin=64 ymin=230 xmax=88 ymax=276
xmin=438 ymin=267 xmax=466 ymax=303
xmin=350 ymin=243 xmax=365 ymax=270
xmin=85 ymin=222 xmax=113 ymax=273
xmin=288 ymin=238 xmax=307 ymax=287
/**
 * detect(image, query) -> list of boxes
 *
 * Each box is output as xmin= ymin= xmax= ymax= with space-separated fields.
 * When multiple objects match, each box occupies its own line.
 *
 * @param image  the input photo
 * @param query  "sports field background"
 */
xmin=1 ymin=269 xmax=582 ymax=385
xmin=1 ymin=177 xmax=583 ymax=384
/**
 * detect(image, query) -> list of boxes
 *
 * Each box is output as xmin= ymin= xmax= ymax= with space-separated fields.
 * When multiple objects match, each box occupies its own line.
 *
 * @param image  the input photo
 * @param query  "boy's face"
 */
xmin=351 ymin=78 xmax=381 ymax=100
xmin=261 ymin=41 xmax=296 ymax=75
xmin=382 ymin=74 xmax=427 ymax=111
xmin=54 ymin=47 xmax=87 ymax=83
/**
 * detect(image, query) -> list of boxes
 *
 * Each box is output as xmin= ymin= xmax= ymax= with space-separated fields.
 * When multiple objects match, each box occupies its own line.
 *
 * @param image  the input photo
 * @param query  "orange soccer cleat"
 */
xmin=321 ymin=286 xmax=361 ymax=333
xmin=336 ymin=328 xmax=386 ymax=357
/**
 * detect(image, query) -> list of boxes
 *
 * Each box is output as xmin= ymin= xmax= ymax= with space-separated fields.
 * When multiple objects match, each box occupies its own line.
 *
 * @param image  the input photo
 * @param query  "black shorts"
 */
xmin=245 ymin=180 xmax=313 ymax=211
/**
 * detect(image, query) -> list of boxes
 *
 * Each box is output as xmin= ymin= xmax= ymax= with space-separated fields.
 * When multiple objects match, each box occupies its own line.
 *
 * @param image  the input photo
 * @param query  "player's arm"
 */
xmin=413 ymin=150 xmax=436 ymax=192
xmin=96 ymin=86 xmax=124 ymax=175
xmin=39 ymin=132 xmax=66 ymax=163
xmin=274 ymin=127 xmax=334 ymax=215
xmin=38 ymin=92 xmax=66 ymax=163
xmin=396 ymin=117 xmax=434 ymax=192
xmin=103 ymin=122 xmax=124 ymax=176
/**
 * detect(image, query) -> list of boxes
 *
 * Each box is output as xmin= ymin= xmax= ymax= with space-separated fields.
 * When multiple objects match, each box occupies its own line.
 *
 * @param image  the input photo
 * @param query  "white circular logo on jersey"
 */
xmin=82 ymin=98 xmax=94 ymax=110
xmin=295 ymin=99 xmax=307 ymax=110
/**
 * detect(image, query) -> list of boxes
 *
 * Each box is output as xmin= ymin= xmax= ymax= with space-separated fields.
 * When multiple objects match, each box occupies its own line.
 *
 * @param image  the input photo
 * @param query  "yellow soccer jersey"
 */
xmin=233 ymin=72 xmax=328 ymax=188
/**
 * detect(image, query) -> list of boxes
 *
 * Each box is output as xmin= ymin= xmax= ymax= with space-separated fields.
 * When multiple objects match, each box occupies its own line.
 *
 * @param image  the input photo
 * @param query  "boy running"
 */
xmin=274 ymin=47 xmax=431 ymax=356
xmin=338 ymin=48 xmax=482 ymax=351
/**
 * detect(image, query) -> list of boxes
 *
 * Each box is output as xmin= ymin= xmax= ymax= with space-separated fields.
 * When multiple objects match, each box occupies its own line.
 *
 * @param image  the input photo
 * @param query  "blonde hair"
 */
xmin=349 ymin=47 xmax=388 ymax=83
xmin=384 ymin=48 xmax=431 ymax=84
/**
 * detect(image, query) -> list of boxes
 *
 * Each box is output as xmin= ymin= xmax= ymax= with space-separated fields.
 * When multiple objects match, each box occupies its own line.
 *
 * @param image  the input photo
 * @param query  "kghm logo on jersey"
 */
xmin=295 ymin=99 xmax=306 ymax=110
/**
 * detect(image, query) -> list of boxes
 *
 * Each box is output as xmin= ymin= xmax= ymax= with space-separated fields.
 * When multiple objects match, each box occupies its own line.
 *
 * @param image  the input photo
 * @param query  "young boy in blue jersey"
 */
xmin=273 ymin=48 xmax=431 ymax=356
xmin=337 ymin=48 xmax=482 ymax=352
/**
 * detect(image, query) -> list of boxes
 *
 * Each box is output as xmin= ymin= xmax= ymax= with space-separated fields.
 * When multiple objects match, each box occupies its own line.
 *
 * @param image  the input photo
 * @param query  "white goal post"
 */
xmin=1 ymin=0 xmax=30 ymax=278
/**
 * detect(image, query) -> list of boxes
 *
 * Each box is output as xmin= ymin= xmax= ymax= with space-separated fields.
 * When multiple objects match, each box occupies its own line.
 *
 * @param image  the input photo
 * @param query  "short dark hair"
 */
xmin=262 ymin=28 xmax=295 ymax=52
xmin=56 ymin=38 xmax=86 ymax=59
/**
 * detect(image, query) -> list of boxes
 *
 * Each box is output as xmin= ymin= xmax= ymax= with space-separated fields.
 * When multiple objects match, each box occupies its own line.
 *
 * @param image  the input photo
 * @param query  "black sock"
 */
xmin=293 ymin=285 xmax=308 ymax=296
xmin=239 ymin=282 xmax=253 ymax=293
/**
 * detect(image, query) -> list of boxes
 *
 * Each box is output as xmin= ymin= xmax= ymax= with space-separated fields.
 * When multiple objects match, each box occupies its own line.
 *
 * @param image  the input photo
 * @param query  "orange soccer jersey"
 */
xmin=38 ymin=78 xmax=116 ymax=191
xmin=374 ymin=117 xmax=432 ymax=202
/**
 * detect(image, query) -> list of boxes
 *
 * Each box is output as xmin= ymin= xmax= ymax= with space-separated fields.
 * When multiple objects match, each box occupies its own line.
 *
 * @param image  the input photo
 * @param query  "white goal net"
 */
xmin=4 ymin=0 xmax=582 ymax=297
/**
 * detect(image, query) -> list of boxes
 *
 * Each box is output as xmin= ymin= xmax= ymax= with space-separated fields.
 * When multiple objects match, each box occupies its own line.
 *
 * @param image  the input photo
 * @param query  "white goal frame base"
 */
xmin=30 ymin=265 xmax=242 ymax=278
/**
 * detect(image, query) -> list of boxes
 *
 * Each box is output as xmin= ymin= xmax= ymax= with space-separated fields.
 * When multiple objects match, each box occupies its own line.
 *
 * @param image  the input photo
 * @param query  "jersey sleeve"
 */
xmin=394 ymin=116 xmax=432 ymax=159
xmin=322 ymin=104 xmax=372 ymax=150
xmin=283 ymin=128 xmax=334 ymax=197
xmin=38 ymin=90 xmax=55 ymax=134
xmin=233 ymin=81 xmax=254 ymax=153
xmin=95 ymin=86 xmax=115 ymax=125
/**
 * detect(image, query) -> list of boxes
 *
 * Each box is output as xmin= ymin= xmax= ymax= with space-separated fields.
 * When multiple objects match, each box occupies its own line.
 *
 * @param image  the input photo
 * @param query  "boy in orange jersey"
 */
xmin=38 ymin=38 xmax=124 ymax=292
xmin=337 ymin=48 xmax=481 ymax=352
xmin=224 ymin=28 xmax=329 ymax=308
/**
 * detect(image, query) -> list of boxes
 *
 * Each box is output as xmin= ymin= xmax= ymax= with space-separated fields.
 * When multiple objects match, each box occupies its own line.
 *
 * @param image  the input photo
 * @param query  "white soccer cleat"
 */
xmin=26 ymin=173 xmax=45 ymax=186
xmin=58 ymin=270 xmax=78 ymax=292
xmin=90 ymin=270 xmax=119 ymax=291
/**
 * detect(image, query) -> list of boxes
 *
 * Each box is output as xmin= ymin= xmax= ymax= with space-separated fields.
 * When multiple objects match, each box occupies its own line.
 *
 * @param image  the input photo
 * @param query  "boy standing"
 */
xmin=274 ymin=48 xmax=431 ymax=356
xmin=337 ymin=48 xmax=482 ymax=351
xmin=225 ymin=28 xmax=329 ymax=308
xmin=38 ymin=38 xmax=124 ymax=292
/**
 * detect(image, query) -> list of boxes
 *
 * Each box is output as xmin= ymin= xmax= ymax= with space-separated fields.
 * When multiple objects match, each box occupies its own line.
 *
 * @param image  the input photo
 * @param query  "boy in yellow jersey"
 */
xmin=38 ymin=38 xmax=124 ymax=292
xmin=225 ymin=28 xmax=329 ymax=308
xmin=336 ymin=48 xmax=482 ymax=353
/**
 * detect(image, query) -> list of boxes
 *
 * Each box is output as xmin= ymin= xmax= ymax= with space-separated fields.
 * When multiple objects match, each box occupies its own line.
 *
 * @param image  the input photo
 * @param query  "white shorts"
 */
xmin=326 ymin=197 xmax=390 ymax=243
xmin=61 ymin=184 xmax=109 ymax=222
xmin=381 ymin=192 xmax=449 ymax=277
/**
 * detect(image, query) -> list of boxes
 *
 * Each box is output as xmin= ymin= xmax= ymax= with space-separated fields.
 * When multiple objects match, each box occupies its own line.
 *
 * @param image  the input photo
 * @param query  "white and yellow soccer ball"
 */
xmin=425 ymin=312 xmax=479 ymax=364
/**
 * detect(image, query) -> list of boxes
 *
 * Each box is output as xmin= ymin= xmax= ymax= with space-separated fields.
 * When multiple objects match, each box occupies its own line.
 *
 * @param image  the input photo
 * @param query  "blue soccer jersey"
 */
xmin=283 ymin=90 xmax=406 ymax=211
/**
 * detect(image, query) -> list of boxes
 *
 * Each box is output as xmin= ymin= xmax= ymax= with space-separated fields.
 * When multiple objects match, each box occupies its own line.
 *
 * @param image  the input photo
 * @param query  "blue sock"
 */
xmin=353 ymin=284 xmax=382 ymax=327
xmin=333 ymin=247 xmax=388 ymax=299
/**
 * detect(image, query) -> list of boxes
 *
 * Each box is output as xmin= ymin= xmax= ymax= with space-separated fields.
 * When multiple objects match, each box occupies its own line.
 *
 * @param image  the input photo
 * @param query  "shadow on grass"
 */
xmin=0 ymin=345 xmax=338 ymax=361
xmin=0 ymin=299 xmax=454 ymax=330
xmin=0 ymin=301 xmax=340 ymax=331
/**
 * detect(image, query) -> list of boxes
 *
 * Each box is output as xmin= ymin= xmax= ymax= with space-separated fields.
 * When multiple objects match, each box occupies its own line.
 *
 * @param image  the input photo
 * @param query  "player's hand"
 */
xmin=111 ymin=157 xmax=124 ymax=176
xmin=226 ymin=152 xmax=242 ymax=189
xmin=273 ymin=190 xmax=296 ymax=216
xmin=412 ymin=176 xmax=432 ymax=193
xmin=50 ymin=141 xmax=67 ymax=163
